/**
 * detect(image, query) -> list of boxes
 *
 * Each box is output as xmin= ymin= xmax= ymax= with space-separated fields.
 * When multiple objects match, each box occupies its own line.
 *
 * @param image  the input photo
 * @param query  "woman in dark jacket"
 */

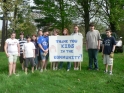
xmin=32 ymin=35 xmax=39 ymax=70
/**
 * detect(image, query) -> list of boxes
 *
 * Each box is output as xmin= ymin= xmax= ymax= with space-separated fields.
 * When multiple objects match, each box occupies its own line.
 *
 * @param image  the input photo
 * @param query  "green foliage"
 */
xmin=0 ymin=47 xmax=124 ymax=92
xmin=16 ymin=21 xmax=37 ymax=38
xmin=98 ymin=0 xmax=124 ymax=31
xmin=0 ymin=0 xmax=36 ymax=37
xmin=32 ymin=0 xmax=78 ymax=31
xmin=109 ymin=0 xmax=124 ymax=30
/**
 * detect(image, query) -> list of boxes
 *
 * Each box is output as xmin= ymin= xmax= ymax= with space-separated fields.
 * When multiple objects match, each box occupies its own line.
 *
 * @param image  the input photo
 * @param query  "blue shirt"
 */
xmin=103 ymin=36 xmax=116 ymax=55
xmin=37 ymin=36 xmax=49 ymax=52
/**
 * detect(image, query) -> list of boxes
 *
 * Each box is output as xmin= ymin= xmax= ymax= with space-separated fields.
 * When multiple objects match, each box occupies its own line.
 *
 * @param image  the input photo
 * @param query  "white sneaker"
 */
xmin=44 ymin=68 xmax=47 ymax=71
xmin=109 ymin=71 xmax=113 ymax=75
xmin=53 ymin=67 xmax=55 ymax=70
xmin=32 ymin=71 xmax=34 ymax=73
xmin=76 ymin=67 xmax=79 ymax=70
xmin=109 ymin=73 xmax=113 ymax=75
xmin=38 ymin=67 xmax=41 ymax=70
xmin=25 ymin=72 xmax=27 ymax=75
xmin=55 ymin=67 xmax=58 ymax=70
xmin=35 ymin=68 xmax=37 ymax=70
xmin=104 ymin=70 xmax=108 ymax=73
xmin=40 ymin=69 xmax=43 ymax=72
xmin=74 ymin=68 xmax=76 ymax=70
xmin=14 ymin=73 xmax=19 ymax=76
xmin=67 ymin=69 xmax=70 ymax=71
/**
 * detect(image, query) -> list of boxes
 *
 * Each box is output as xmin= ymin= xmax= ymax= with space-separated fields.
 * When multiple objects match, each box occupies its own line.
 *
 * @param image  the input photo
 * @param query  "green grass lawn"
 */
xmin=0 ymin=48 xmax=124 ymax=93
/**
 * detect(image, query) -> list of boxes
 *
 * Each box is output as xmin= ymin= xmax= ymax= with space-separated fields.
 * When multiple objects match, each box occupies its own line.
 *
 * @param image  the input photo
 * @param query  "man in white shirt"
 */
xmin=22 ymin=35 xmax=35 ymax=74
xmin=4 ymin=32 xmax=20 ymax=76
xmin=71 ymin=25 xmax=83 ymax=70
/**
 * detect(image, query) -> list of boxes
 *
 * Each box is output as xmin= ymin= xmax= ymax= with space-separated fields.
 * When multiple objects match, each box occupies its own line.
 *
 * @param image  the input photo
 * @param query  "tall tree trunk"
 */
xmin=5 ymin=19 xmax=8 ymax=39
xmin=110 ymin=22 xmax=116 ymax=32
xmin=81 ymin=0 xmax=90 ymax=36
xmin=0 ymin=13 xmax=6 ymax=52
xmin=84 ymin=13 xmax=90 ymax=35
xmin=109 ymin=1 xmax=117 ymax=32
xmin=0 ymin=0 xmax=8 ymax=51
xmin=13 ymin=5 xmax=17 ymax=31
xmin=59 ymin=0 xmax=64 ymax=32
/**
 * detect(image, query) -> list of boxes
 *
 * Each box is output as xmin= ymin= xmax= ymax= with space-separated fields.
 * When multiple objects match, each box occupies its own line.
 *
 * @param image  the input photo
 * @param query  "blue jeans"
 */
xmin=88 ymin=49 xmax=98 ymax=69
xmin=40 ymin=52 xmax=49 ymax=61
xmin=59 ymin=62 xmax=71 ymax=69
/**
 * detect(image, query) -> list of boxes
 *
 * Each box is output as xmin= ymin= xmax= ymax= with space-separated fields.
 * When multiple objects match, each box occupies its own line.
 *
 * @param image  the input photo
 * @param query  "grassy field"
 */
xmin=0 ymin=48 xmax=124 ymax=93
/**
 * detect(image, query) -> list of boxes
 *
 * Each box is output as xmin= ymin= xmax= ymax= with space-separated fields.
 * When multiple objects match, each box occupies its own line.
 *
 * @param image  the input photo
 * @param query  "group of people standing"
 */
xmin=4 ymin=23 xmax=116 ymax=76
xmin=86 ymin=23 xmax=116 ymax=75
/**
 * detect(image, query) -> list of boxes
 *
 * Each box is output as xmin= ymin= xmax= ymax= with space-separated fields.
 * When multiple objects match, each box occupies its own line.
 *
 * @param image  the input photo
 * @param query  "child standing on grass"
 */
xmin=52 ymin=29 xmax=59 ymax=70
xmin=32 ymin=35 xmax=39 ymax=70
xmin=23 ymin=36 xmax=35 ymax=74
xmin=102 ymin=29 xmax=116 ymax=75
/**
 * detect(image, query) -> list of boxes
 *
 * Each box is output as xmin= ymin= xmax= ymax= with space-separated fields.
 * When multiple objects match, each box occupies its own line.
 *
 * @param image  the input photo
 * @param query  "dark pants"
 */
xmin=34 ymin=56 xmax=38 ymax=65
xmin=24 ymin=58 xmax=35 ymax=68
xmin=38 ymin=50 xmax=41 ymax=61
xmin=88 ymin=49 xmax=98 ymax=69
xmin=59 ymin=62 xmax=71 ymax=69
xmin=19 ymin=54 xmax=24 ymax=63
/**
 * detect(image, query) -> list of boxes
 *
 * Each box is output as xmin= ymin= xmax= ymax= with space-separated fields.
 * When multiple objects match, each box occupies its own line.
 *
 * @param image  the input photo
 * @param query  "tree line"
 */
xmin=0 ymin=0 xmax=124 ymax=51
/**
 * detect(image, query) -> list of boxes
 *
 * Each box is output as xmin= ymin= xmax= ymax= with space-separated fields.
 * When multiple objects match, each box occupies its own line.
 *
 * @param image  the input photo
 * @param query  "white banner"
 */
xmin=49 ymin=36 xmax=83 ymax=62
